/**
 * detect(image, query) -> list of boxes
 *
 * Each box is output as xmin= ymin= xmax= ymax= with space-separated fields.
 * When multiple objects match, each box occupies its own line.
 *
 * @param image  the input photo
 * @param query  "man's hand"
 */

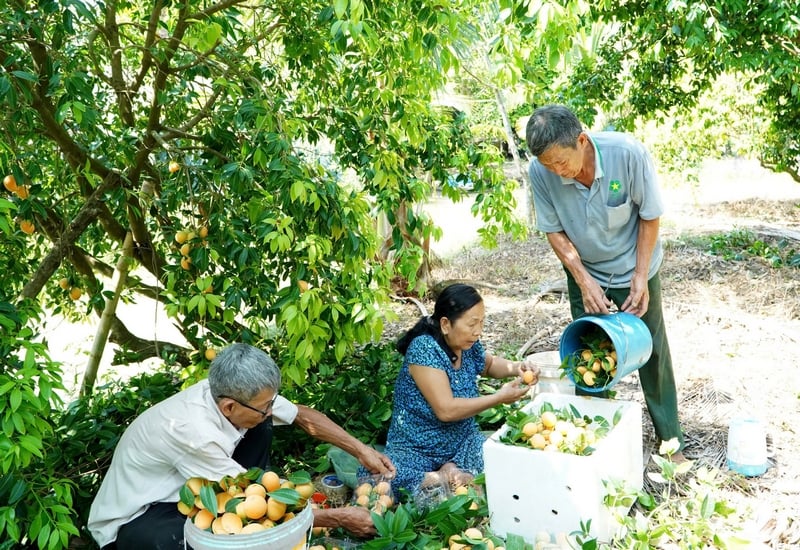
xmin=357 ymin=446 xmax=396 ymax=478
xmin=314 ymin=506 xmax=377 ymax=538
xmin=579 ymin=277 xmax=614 ymax=314
xmin=621 ymin=271 xmax=650 ymax=317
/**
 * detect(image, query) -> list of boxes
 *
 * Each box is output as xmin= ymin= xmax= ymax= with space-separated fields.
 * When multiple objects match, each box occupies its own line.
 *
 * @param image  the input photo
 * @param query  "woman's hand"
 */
xmin=517 ymin=360 xmax=541 ymax=386
xmin=494 ymin=378 xmax=531 ymax=404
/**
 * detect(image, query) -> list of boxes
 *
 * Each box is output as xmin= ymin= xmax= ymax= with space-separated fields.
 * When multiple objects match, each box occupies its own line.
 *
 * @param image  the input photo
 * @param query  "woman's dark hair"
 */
xmin=396 ymin=283 xmax=483 ymax=357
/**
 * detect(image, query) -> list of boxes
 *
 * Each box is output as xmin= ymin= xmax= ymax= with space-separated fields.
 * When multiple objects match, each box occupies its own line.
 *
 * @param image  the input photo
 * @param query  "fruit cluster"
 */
xmin=351 ymin=478 xmax=395 ymax=515
xmin=560 ymin=328 xmax=617 ymax=389
xmin=174 ymin=226 xmax=208 ymax=271
xmin=178 ymin=468 xmax=312 ymax=535
xmin=448 ymin=527 xmax=503 ymax=550
xmin=499 ymin=403 xmax=611 ymax=455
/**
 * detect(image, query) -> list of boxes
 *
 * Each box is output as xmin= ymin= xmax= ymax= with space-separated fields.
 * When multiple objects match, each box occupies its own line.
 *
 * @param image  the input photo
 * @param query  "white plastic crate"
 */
xmin=483 ymin=393 xmax=643 ymax=543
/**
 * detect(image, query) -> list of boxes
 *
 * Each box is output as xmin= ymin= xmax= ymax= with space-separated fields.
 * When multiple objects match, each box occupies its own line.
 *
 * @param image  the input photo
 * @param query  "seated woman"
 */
xmin=379 ymin=283 xmax=539 ymax=496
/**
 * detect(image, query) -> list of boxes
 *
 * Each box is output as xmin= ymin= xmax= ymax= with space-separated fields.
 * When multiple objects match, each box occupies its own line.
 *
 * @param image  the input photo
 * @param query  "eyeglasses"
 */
xmin=218 ymin=394 xmax=277 ymax=417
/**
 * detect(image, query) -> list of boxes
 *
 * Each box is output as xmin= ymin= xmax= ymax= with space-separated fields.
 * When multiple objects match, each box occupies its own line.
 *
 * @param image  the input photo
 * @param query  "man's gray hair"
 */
xmin=208 ymin=343 xmax=281 ymax=402
xmin=525 ymin=104 xmax=584 ymax=157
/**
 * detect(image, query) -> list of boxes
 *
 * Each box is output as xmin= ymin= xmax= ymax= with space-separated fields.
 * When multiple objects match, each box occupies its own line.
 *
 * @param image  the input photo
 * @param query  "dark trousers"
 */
xmin=108 ymin=419 xmax=273 ymax=550
xmin=565 ymin=271 xmax=685 ymax=450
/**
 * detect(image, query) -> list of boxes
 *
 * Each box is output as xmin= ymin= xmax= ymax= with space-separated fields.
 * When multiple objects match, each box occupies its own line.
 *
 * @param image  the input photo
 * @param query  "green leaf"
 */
xmin=267 ymin=487 xmax=300 ymax=505
xmin=199 ymin=484 xmax=217 ymax=515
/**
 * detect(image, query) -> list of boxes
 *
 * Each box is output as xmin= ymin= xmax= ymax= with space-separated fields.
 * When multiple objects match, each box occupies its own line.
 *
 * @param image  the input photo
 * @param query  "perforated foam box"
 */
xmin=483 ymin=393 xmax=643 ymax=543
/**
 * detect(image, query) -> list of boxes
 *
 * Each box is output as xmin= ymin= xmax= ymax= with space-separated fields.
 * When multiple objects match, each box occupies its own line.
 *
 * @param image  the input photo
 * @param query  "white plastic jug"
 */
xmin=726 ymin=417 xmax=768 ymax=477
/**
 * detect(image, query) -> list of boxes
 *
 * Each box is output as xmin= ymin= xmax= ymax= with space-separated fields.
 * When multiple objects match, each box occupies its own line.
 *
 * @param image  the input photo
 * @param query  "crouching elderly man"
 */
xmin=88 ymin=343 xmax=395 ymax=549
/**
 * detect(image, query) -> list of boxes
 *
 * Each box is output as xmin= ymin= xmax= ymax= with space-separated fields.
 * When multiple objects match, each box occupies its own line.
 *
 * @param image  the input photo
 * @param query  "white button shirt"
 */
xmin=87 ymin=379 xmax=298 ymax=547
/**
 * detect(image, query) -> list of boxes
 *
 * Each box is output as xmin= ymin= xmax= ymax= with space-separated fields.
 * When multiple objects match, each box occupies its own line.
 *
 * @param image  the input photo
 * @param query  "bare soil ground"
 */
xmin=386 ymin=159 xmax=800 ymax=548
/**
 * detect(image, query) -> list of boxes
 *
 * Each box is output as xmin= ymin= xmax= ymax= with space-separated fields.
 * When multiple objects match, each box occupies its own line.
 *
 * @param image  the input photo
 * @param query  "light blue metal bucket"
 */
xmin=559 ymin=312 xmax=653 ymax=393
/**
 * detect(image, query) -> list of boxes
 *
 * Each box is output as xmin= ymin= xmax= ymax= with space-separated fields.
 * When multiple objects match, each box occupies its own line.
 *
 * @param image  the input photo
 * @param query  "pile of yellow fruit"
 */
xmin=178 ymin=468 xmax=312 ymax=535
xmin=500 ymin=403 xmax=612 ymax=455
xmin=351 ymin=479 xmax=395 ymax=515
xmin=560 ymin=328 xmax=617 ymax=389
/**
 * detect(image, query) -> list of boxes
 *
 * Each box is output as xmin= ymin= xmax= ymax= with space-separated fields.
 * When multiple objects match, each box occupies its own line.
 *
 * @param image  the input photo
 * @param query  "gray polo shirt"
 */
xmin=528 ymin=131 xmax=664 ymax=288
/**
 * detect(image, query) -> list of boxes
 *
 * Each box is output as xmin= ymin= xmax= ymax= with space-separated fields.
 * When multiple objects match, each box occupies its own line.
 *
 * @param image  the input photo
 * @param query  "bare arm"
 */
xmin=621 ymin=217 xmax=659 ymax=317
xmin=546 ymin=231 xmax=613 ymax=314
xmin=409 ymin=364 xmax=528 ymax=423
xmin=312 ymin=506 xmax=376 ymax=538
xmin=293 ymin=405 xmax=395 ymax=476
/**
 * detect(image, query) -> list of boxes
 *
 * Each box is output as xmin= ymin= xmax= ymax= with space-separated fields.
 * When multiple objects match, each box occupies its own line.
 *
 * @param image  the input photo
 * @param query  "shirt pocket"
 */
xmin=606 ymin=198 xmax=632 ymax=230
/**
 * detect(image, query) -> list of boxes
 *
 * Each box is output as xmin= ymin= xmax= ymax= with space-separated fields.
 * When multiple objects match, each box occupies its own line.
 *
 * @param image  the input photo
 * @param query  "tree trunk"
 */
xmin=81 ymin=232 xmax=134 ymax=396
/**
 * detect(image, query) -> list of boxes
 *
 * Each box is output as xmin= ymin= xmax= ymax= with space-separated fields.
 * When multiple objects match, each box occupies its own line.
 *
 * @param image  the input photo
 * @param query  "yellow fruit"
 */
xmin=465 ymin=531 xmax=488 ymax=546
xmin=244 ymin=483 xmax=267 ymax=498
xmin=69 ymin=287 xmax=82 ymax=301
xmin=266 ymin=497 xmax=287 ymax=521
xmin=3 ymin=174 xmax=17 ymax=192
xmin=295 ymin=482 xmax=314 ymax=500
xmin=355 ymin=494 xmax=370 ymax=507
xmin=580 ymin=349 xmax=593 ymax=362
xmin=220 ymin=511 xmax=243 ymax=534
xmin=169 ymin=161 xmax=180 ymax=173
xmin=522 ymin=370 xmax=535 ymax=384
xmin=591 ymin=360 xmax=601 ymax=373
xmin=241 ymin=522 xmax=267 ymax=534
xmin=522 ymin=422 xmax=538 ymax=438
xmin=355 ymin=482 xmax=372 ymax=497
xmin=529 ymin=433 xmax=547 ymax=450
xmin=549 ymin=431 xmax=564 ymax=447
xmin=14 ymin=186 xmax=29 ymax=199
xmin=582 ymin=370 xmax=596 ymax=386
xmin=374 ymin=481 xmax=391 ymax=495
xmin=261 ymin=471 xmax=281 ymax=492
xmin=58 ymin=278 xmax=70 ymax=290
xmin=298 ymin=280 xmax=309 ymax=292
xmin=180 ymin=256 xmax=192 ymax=270
xmin=453 ymin=485 xmax=469 ymax=496
xmin=180 ymin=243 xmax=191 ymax=256
xmin=377 ymin=494 xmax=393 ymax=508
xmin=260 ymin=518 xmax=276 ymax=528
xmin=19 ymin=219 xmax=35 ymax=235
xmin=186 ymin=477 xmax=205 ymax=496
xmin=198 ymin=225 xmax=209 ymax=238
xmin=243 ymin=494 xmax=268 ymax=520
xmin=211 ymin=517 xmax=226 ymax=534
xmin=540 ymin=411 xmax=557 ymax=429
xmin=175 ymin=230 xmax=189 ymax=244
xmin=204 ymin=348 xmax=217 ymax=361
xmin=216 ymin=492 xmax=233 ymax=514
xmin=280 ymin=480 xmax=295 ymax=490
xmin=193 ymin=508 xmax=215 ymax=530
xmin=177 ymin=501 xmax=194 ymax=516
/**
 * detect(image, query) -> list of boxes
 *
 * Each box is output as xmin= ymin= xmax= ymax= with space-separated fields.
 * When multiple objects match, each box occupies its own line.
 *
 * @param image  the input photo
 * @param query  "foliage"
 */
xmin=706 ymin=229 xmax=800 ymax=268
xmin=271 ymin=342 xmax=402 ymax=473
xmin=0 ymin=299 xmax=76 ymax=549
xmin=571 ymin=439 xmax=754 ymax=549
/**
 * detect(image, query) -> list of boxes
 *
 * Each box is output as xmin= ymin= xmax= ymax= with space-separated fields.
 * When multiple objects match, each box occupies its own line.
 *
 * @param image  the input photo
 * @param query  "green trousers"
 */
xmin=565 ymin=271 xmax=685 ymax=450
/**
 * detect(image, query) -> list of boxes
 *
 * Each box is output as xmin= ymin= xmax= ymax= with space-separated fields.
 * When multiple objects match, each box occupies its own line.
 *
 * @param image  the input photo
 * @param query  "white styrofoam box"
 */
xmin=483 ymin=393 xmax=642 ymax=543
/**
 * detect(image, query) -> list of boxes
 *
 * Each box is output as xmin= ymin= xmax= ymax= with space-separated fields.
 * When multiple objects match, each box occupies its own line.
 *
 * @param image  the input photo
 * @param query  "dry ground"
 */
xmin=385 ymin=159 xmax=800 ymax=548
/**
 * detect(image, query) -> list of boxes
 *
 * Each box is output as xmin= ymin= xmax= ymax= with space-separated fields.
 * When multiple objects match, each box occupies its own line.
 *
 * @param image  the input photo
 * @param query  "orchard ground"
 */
xmin=48 ymin=158 xmax=800 ymax=547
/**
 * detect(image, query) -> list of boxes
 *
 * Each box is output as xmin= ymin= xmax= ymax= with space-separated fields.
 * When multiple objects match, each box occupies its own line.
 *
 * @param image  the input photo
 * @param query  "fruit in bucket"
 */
xmin=559 ymin=327 xmax=617 ymax=389
xmin=178 ymin=467 xmax=310 ymax=534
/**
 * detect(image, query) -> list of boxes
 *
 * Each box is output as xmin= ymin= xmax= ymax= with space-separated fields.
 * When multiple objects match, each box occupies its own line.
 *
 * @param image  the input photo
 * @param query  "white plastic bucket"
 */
xmin=526 ymin=350 xmax=574 ymax=395
xmin=726 ymin=417 xmax=768 ymax=477
xmin=184 ymin=504 xmax=312 ymax=550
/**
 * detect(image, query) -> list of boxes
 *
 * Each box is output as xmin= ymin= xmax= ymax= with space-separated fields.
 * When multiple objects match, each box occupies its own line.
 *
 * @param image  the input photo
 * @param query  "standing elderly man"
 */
xmin=525 ymin=104 xmax=685 ymax=461
xmin=88 ymin=343 xmax=396 ymax=549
